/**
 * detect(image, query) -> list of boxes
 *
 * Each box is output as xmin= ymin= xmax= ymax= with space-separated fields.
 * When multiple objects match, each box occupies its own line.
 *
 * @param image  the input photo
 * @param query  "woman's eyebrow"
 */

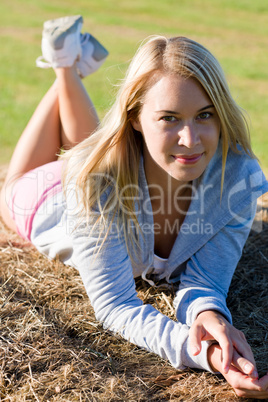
xmin=198 ymin=104 xmax=214 ymax=112
xmin=155 ymin=104 xmax=215 ymax=114
xmin=155 ymin=110 xmax=178 ymax=114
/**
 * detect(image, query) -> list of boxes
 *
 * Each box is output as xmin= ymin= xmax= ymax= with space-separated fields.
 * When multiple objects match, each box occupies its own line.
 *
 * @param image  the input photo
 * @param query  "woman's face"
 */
xmin=132 ymin=74 xmax=221 ymax=187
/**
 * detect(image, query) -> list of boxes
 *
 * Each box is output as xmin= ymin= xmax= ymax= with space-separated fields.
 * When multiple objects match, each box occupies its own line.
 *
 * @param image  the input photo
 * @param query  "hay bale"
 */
xmin=0 ymin=166 xmax=267 ymax=401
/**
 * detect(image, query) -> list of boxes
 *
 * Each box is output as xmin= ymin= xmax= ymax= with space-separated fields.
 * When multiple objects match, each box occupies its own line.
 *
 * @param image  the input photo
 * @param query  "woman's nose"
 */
xmin=177 ymin=123 xmax=200 ymax=148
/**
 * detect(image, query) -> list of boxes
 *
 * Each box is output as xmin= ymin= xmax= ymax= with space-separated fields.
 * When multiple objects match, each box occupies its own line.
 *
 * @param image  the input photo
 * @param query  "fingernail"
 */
xmin=252 ymin=370 xmax=258 ymax=379
xmin=244 ymin=363 xmax=252 ymax=373
xmin=192 ymin=346 xmax=199 ymax=355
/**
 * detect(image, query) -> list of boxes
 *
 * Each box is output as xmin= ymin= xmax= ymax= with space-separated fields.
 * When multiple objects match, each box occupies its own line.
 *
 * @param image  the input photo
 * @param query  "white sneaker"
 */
xmin=36 ymin=15 xmax=83 ymax=69
xmin=76 ymin=33 xmax=109 ymax=78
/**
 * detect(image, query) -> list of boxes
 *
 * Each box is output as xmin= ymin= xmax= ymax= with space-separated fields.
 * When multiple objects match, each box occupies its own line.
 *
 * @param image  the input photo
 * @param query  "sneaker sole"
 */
xmin=43 ymin=15 xmax=83 ymax=50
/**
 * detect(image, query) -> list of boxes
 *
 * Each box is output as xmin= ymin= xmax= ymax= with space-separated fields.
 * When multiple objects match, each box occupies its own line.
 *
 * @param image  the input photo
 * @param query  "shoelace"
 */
xmin=80 ymin=32 xmax=91 ymax=46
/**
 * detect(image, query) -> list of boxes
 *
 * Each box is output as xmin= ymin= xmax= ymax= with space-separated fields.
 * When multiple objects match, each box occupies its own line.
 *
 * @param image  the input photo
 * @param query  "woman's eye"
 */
xmin=197 ymin=112 xmax=212 ymax=120
xmin=161 ymin=116 xmax=177 ymax=122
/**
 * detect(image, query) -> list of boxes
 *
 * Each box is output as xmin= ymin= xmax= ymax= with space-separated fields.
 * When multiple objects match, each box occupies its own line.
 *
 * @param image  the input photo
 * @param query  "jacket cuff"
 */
xmin=183 ymin=298 xmax=233 ymax=326
xmin=182 ymin=337 xmax=216 ymax=373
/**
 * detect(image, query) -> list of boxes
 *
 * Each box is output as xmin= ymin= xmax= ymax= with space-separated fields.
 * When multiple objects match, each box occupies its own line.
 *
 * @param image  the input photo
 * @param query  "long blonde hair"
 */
xmin=63 ymin=35 xmax=255 ymax=254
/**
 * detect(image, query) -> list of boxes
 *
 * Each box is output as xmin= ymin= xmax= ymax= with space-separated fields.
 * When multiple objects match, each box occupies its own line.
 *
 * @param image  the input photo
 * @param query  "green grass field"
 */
xmin=1 ymin=0 xmax=268 ymax=174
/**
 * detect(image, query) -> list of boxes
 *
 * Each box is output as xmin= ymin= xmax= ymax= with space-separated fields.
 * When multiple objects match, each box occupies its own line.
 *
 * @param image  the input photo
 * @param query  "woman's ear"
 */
xmin=131 ymin=118 xmax=142 ymax=133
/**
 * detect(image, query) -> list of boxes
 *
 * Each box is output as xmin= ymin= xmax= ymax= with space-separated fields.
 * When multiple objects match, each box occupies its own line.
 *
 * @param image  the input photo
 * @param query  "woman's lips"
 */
xmin=172 ymin=153 xmax=203 ymax=164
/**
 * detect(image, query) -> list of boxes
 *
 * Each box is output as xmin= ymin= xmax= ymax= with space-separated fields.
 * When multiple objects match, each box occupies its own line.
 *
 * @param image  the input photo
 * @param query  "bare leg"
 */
xmin=55 ymin=65 xmax=99 ymax=148
xmin=5 ymin=81 xmax=61 ymax=183
xmin=4 ymin=65 xmax=98 ymax=183
xmin=0 ymin=65 xmax=99 ymax=231
xmin=0 ymin=81 xmax=61 ymax=231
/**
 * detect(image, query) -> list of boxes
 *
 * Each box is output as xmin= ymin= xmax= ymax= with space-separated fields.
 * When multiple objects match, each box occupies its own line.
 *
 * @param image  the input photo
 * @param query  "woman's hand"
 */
xmin=208 ymin=343 xmax=268 ymax=399
xmin=189 ymin=310 xmax=257 ymax=377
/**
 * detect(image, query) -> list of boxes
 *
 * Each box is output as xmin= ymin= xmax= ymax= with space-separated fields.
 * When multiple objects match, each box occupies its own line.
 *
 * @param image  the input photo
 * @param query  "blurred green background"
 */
xmin=0 ymin=0 xmax=267 ymax=174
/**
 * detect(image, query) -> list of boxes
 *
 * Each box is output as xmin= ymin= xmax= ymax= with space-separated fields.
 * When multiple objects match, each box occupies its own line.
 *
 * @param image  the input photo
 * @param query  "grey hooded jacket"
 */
xmin=31 ymin=142 xmax=268 ymax=372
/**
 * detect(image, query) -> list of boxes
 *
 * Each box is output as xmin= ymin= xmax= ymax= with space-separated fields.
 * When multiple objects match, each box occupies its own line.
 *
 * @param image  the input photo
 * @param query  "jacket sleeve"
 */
xmin=174 ymin=201 xmax=257 ymax=326
xmin=67 ymin=208 xmax=214 ymax=372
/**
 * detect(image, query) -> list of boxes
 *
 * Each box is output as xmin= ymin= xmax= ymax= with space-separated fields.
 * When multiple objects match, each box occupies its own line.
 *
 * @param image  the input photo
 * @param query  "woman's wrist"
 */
xmin=207 ymin=343 xmax=221 ymax=372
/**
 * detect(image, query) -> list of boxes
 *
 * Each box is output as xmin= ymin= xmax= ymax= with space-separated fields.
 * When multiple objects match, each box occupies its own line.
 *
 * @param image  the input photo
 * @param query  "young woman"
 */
xmin=1 ymin=15 xmax=268 ymax=398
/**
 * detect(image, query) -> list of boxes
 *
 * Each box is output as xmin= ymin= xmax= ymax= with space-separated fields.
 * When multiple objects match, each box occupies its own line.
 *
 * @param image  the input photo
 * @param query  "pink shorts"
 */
xmin=8 ymin=160 xmax=64 ymax=241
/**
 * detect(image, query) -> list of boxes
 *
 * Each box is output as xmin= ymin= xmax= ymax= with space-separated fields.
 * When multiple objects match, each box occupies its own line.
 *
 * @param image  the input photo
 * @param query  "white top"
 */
xmin=153 ymin=254 xmax=168 ymax=275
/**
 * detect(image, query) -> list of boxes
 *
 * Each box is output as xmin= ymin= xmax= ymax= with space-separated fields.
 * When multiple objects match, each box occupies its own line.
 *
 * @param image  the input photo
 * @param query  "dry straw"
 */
xmin=0 ymin=166 xmax=267 ymax=401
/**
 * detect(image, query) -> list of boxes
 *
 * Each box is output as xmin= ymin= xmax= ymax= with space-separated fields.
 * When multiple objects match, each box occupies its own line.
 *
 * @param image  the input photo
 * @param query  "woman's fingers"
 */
xmin=224 ymin=368 xmax=268 ymax=398
xmin=208 ymin=344 xmax=268 ymax=398
xmin=231 ymin=330 xmax=258 ymax=377
xmin=258 ymin=373 xmax=268 ymax=390
xmin=233 ymin=329 xmax=256 ymax=361
xmin=216 ymin=335 xmax=233 ymax=373
xmin=190 ymin=311 xmax=259 ymax=378
xmin=189 ymin=322 xmax=203 ymax=356
xmin=232 ymin=349 xmax=258 ymax=379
